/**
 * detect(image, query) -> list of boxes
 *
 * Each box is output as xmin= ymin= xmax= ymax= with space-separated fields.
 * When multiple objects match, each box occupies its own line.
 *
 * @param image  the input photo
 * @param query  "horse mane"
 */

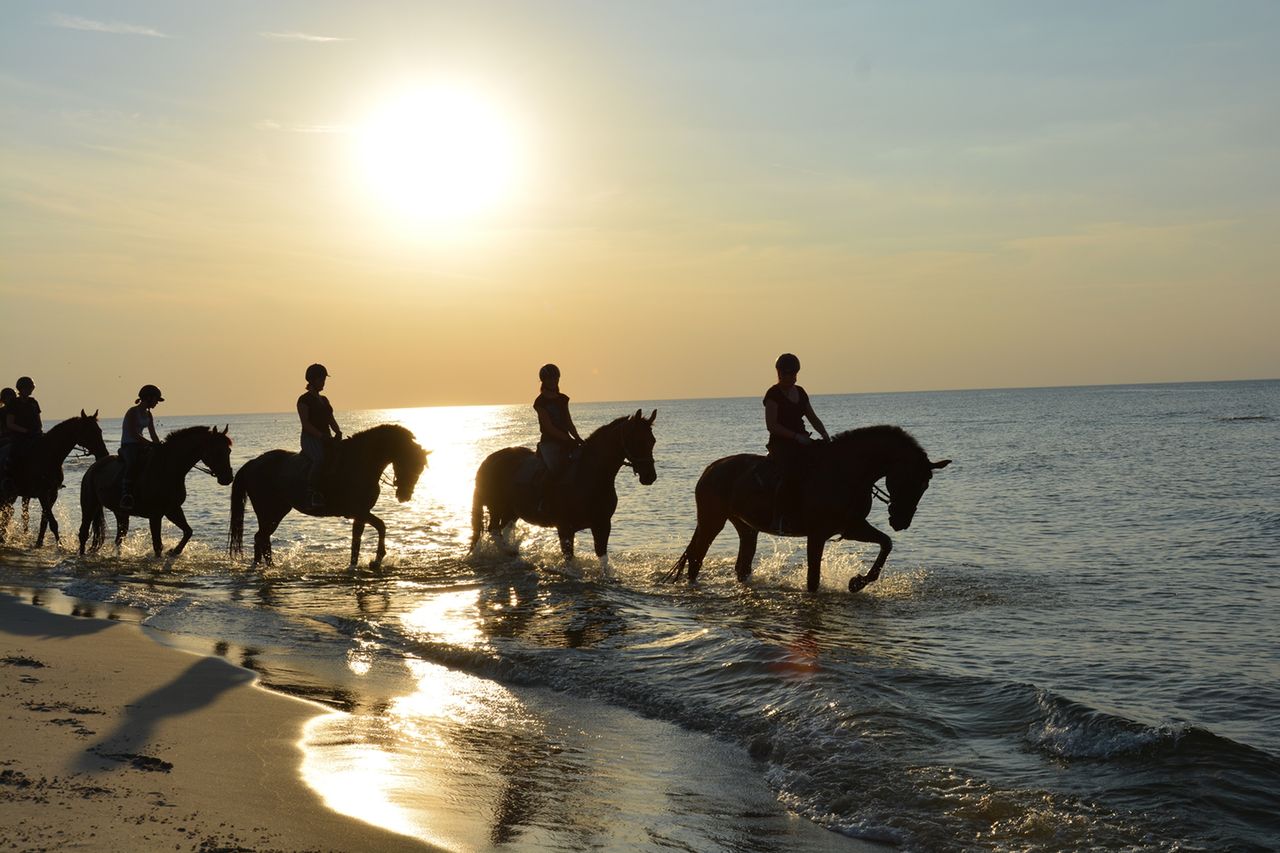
xmin=162 ymin=425 xmax=221 ymax=444
xmin=345 ymin=423 xmax=416 ymax=443
xmin=586 ymin=416 xmax=632 ymax=441
xmin=831 ymin=424 xmax=924 ymax=455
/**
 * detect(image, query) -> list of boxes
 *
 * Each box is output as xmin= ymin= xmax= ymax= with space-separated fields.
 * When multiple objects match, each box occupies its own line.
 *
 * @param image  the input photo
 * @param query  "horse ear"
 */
xmin=931 ymin=459 xmax=952 ymax=470
xmin=92 ymin=409 xmax=98 ymax=418
xmin=223 ymin=424 xmax=230 ymax=435
xmin=648 ymin=409 xmax=657 ymax=424
xmin=633 ymin=409 xmax=642 ymax=420
xmin=80 ymin=409 xmax=86 ymax=417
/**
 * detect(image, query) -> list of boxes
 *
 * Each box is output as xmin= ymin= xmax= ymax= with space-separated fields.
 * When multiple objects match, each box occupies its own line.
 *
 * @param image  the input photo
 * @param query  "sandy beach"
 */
xmin=0 ymin=591 xmax=435 ymax=853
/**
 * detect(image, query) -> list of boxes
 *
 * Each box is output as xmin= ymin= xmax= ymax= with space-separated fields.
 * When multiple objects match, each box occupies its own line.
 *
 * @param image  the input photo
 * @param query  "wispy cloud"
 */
xmin=51 ymin=13 xmax=168 ymax=38
xmin=259 ymin=31 xmax=349 ymax=43
xmin=256 ymin=120 xmax=350 ymax=134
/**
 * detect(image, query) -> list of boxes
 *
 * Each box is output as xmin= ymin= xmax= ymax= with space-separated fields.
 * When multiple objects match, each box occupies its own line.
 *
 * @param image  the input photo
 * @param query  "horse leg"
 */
xmin=841 ymin=518 xmax=892 ymax=593
xmin=36 ymin=497 xmax=51 ymax=547
xmin=591 ymin=520 xmax=611 ymax=576
xmin=557 ymin=526 xmax=575 ymax=562
xmin=149 ymin=516 xmax=164 ymax=558
xmin=254 ymin=508 xmax=286 ymax=567
xmin=367 ymin=514 xmax=387 ymax=568
xmin=21 ymin=498 xmax=30 ymax=532
xmin=805 ymin=534 xmax=828 ymax=593
xmin=165 ymin=506 xmax=193 ymax=557
xmin=729 ymin=519 xmax=758 ymax=583
xmin=349 ymin=517 xmax=366 ymax=568
xmin=114 ymin=512 xmax=130 ymax=551
xmin=684 ymin=514 xmax=727 ymax=584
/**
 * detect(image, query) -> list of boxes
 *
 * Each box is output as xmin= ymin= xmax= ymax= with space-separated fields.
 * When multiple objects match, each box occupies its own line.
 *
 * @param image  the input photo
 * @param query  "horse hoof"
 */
xmin=848 ymin=576 xmax=871 ymax=594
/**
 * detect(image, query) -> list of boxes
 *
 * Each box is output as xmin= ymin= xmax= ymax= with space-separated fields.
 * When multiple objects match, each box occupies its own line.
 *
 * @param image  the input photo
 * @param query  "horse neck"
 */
xmin=39 ymin=419 xmax=80 ymax=463
xmin=344 ymin=430 xmax=400 ymax=473
xmin=580 ymin=423 xmax=626 ymax=481
xmin=158 ymin=433 xmax=206 ymax=475
xmin=832 ymin=434 xmax=912 ymax=484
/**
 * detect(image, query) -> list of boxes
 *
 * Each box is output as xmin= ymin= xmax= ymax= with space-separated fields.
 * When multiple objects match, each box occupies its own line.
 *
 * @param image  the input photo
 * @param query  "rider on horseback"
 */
xmin=764 ymin=353 xmax=830 ymax=532
xmin=535 ymin=363 xmax=583 ymax=476
xmin=0 ymin=377 xmax=42 ymax=493
xmin=120 ymin=384 xmax=163 ymax=510
xmin=298 ymin=363 xmax=342 ymax=508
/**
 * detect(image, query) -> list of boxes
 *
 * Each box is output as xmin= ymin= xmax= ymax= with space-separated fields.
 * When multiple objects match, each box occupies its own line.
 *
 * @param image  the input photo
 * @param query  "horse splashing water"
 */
xmin=0 ymin=411 xmax=109 ymax=547
xmin=665 ymin=425 xmax=949 ymax=593
xmin=229 ymin=424 xmax=428 ymax=568
xmin=470 ymin=410 xmax=658 ymax=570
xmin=79 ymin=426 xmax=234 ymax=558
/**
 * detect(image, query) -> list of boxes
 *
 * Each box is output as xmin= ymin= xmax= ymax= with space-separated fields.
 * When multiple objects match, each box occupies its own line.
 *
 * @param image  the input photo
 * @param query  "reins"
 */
xmin=871 ymin=483 xmax=891 ymax=505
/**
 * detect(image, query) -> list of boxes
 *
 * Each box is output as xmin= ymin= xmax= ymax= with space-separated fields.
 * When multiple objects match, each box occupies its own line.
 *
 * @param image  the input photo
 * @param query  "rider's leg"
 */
xmin=120 ymin=445 xmax=139 ymax=508
xmin=301 ymin=434 xmax=326 ymax=507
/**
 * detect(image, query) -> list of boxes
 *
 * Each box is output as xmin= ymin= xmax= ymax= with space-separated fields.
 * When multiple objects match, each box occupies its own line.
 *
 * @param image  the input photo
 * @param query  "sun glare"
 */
xmin=355 ymin=86 xmax=523 ymax=222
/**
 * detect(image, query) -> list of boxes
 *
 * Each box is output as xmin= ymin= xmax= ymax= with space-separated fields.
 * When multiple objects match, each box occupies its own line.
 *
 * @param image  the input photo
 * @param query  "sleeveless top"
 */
xmin=298 ymin=392 xmax=335 ymax=437
xmin=533 ymin=393 xmax=573 ymax=445
xmin=763 ymin=384 xmax=810 ymax=451
xmin=120 ymin=405 xmax=153 ymax=446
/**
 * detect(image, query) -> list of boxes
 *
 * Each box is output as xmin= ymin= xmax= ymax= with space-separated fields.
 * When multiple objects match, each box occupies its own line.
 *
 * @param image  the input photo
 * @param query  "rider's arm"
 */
xmin=765 ymin=399 xmax=799 ymax=441
xmin=122 ymin=408 xmax=141 ymax=443
xmin=564 ymin=409 xmax=583 ymax=444
xmin=298 ymin=399 xmax=328 ymax=439
xmin=145 ymin=411 xmax=159 ymax=444
xmin=327 ymin=410 xmax=342 ymax=440
xmin=803 ymin=401 xmax=831 ymax=442
xmin=6 ymin=412 xmax=26 ymax=435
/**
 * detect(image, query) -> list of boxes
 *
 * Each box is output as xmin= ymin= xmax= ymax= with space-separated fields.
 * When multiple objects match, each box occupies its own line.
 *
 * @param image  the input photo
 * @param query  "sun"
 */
xmin=355 ymin=85 xmax=523 ymax=223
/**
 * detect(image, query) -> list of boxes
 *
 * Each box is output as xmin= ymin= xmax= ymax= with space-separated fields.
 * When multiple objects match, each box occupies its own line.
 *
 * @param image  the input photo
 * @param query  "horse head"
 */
xmin=885 ymin=455 xmax=950 ymax=531
xmin=622 ymin=409 xmax=658 ymax=486
xmin=390 ymin=433 xmax=429 ymax=503
xmin=198 ymin=425 xmax=235 ymax=486
xmin=76 ymin=409 xmax=110 ymax=460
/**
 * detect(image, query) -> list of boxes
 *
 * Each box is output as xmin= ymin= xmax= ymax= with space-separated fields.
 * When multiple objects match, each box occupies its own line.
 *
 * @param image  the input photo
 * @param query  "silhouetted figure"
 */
xmin=229 ymin=424 xmax=428 ymax=568
xmin=1 ymin=377 xmax=42 ymax=492
xmin=297 ymin=363 xmax=342 ymax=508
xmin=80 ymin=425 xmax=234 ymax=558
xmin=666 ymin=426 xmax=949 ymax=593
xmin=120 ymin=385 xmax=163 ymax=510
xmin=533 ymin=363 xmax=583 ymax=509
xmin=764 ymin=353 xmax=830 ymax=532
xmin=0 ymin=410 xmax=109 ymax=547
xmin=471 ymin=409 xmax=658 ymax=568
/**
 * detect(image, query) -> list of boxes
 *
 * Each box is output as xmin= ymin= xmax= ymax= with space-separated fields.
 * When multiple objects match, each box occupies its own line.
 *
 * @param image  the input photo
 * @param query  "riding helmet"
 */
xmin=305 ymin=363 xmax=329 ymax=383
xmin=538 ymin=363 xmax=561 ymax=383
xmin=137 ymin=384 xmax=164 ymax=403
xmin=775 ymin=353 xmax=801 ymax=373
xmin=15 ymin=376 xmax=34 ymax=391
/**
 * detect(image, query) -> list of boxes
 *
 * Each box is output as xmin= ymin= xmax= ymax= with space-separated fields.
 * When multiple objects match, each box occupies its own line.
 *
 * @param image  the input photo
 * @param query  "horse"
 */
xmin=229 ymin=424 xmax=428 ymax=568
xmin=78 ymin=426 xmax=235 ymax=558
xmin=470 ymin=409 xmax=658 ymax=568
xmin=0 ymin=411 xmax=109 ymax=547
xmin=664 ymin=425 xmax=950 ymax=593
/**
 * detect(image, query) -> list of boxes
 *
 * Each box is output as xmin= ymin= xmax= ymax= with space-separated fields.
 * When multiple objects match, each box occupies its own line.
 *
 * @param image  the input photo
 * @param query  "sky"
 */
xmin=2 ymin=1 xmax=1277 ymax=417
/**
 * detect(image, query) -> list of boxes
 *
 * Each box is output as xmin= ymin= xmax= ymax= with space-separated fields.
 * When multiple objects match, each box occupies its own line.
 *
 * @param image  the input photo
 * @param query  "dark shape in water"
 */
xmin=0 ymin=411 xmax=110 ymax=548
xmin=666 ymin=424 xmax=949 ymax=593
xmin=79 ymin=426 xmax=234 ymax=558
xmin=470 ymin=410 xmax=658 ymax=564
xmin=229 ymin=423 xmax=428 ymax=568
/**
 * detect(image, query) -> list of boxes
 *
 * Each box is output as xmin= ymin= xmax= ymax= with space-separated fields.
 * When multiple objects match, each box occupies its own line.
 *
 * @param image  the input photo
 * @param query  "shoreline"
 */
xmin=0 ymin=590 xmax=438 ymax=852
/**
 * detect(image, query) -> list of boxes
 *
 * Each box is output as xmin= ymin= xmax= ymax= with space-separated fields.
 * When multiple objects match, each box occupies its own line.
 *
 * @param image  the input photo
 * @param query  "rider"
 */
xmin=298 ymin=363 xmax=342 ymax=508
xmin=0 ymin=388 xmax=15 ymax=492
xmin=1 ymin=377 xmax=43 ymax=492
xmin=764 ymin=353 xmax=830 ymax=531
xmin=534 ymin=363 xmax=583 ymax=487
xmin=120 ymin=385 xmax=163 ymax=509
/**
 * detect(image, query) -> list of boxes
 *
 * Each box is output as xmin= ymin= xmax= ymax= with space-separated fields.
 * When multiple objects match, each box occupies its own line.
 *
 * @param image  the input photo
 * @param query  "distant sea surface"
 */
xmin=2 ymin=380 xmax=1277 ymax=851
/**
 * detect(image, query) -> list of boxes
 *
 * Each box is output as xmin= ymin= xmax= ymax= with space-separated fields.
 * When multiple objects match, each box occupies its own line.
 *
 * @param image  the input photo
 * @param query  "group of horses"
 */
xmin=0 ymin=407 xmax=949 ymax=593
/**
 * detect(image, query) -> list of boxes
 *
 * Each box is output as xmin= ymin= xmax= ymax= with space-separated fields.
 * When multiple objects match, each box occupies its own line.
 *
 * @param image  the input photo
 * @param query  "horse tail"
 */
xmin=79 ymin=463 xmax=105 ymax=552
xmin=469 ymin=474 xmax=486 ymax=551
xmin=662 ymin=547 xmax=691 ymax=584
xmin=229 ymin=463 xmax=250 ymax=558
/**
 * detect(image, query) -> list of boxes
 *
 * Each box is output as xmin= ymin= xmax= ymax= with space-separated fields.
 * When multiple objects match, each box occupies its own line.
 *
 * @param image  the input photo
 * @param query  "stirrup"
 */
xmin=120 ymin=493 xmax=134 ymax=510
xmin=308 ymin=490 xmax=325 ymax=508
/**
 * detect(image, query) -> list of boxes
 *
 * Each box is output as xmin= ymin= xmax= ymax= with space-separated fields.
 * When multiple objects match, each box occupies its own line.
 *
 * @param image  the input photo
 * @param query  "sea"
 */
xmin=1 ymin=379 xmax=1277 ymax=852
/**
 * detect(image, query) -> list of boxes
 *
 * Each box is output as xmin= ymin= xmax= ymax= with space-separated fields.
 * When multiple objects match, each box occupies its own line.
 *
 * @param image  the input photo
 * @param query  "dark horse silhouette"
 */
xmin=229 ymin=424 xmax=428 ymax=568
xmin=665 ymin=425 xmax=950 ymax=593
xmin=78 ymin=426 xmax=235 ymax=558
xmin=470 ymin=410 xmax=658 ymax=568
xmin=0 ymin=411 xmax=109 ymax=547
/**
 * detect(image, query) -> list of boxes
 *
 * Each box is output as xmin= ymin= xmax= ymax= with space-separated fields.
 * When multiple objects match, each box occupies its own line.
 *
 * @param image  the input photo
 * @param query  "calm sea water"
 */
xmin=2 ymin=380 xmax=1277 ymax=851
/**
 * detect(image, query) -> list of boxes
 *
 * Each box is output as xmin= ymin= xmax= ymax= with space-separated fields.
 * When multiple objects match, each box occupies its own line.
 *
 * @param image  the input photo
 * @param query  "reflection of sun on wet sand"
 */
xmin=0 ymin=592 xmax=435 ymax=852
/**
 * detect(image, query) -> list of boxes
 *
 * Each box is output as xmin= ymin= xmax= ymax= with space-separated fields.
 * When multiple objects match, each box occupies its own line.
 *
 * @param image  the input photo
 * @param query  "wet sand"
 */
xmin=0 ymin=591 xmax=435 ymax=852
